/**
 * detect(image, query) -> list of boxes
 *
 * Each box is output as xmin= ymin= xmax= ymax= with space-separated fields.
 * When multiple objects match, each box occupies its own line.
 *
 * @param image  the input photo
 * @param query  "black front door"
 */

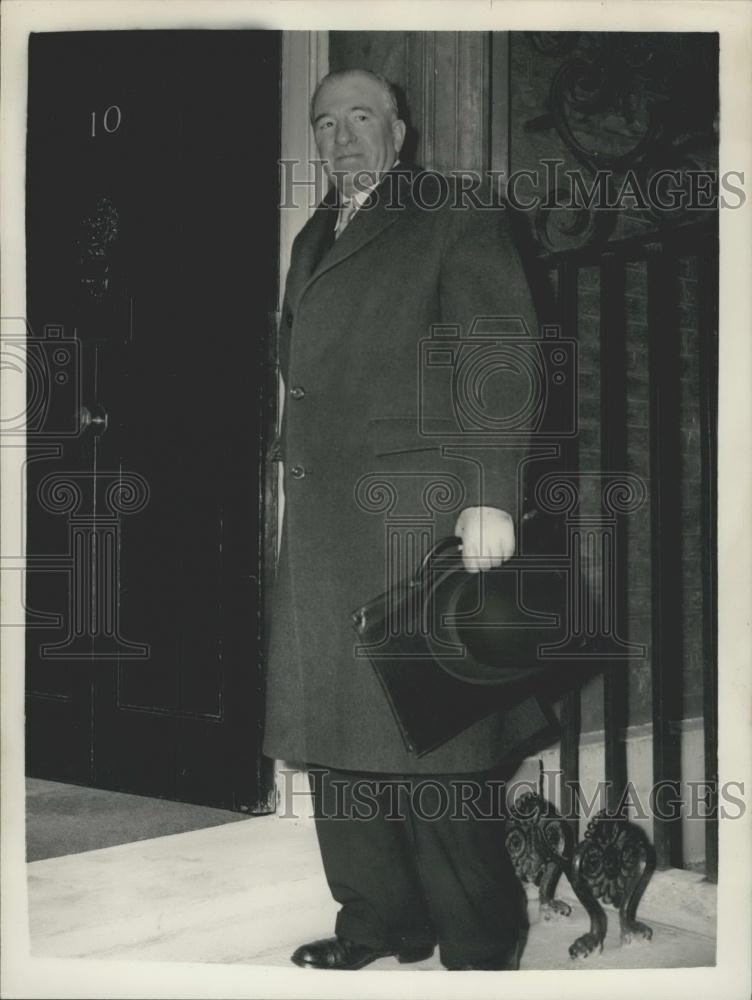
xmin=25 ymin=30 xmax=279 ymax=812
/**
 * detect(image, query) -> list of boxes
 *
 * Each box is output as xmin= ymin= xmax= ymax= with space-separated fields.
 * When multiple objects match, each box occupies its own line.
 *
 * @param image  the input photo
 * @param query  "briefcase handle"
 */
xmin=412 ymin=535 xmax=461 ymax=589
xmin=414 ymin=510 xmax=544 ymax=588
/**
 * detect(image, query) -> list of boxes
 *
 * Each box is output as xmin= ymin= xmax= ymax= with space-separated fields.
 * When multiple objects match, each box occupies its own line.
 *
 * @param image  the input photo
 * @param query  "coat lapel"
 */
xmin=294 ymin=167 xmax=415 ymax=307
xmin=284 ymin=190 xmax=339 ymax=314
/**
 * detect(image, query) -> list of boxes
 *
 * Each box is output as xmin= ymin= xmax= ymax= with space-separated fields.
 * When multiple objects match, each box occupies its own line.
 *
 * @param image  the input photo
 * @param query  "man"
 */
xmin=264 ymin=68 xmax=552 ymax=971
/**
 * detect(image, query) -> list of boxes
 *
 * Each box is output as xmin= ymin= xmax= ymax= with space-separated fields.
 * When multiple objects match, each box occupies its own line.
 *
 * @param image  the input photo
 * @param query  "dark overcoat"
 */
xmin=263 ymin=168 xmax=557 ymax=773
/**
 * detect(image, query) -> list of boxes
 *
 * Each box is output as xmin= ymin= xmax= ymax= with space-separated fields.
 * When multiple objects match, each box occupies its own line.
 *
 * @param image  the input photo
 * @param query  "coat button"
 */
xmin=290 ymin=385 xmax=305 ymax=400
xmin=286 ymin=314 xmax=293 ymax=328
xmin=290 ymin=465 xmax=306 ymax=480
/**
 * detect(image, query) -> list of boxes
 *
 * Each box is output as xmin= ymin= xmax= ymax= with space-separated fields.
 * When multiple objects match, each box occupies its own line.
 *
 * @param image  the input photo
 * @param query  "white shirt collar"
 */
xmin=342 ymin=159 xmax=401 ymax=209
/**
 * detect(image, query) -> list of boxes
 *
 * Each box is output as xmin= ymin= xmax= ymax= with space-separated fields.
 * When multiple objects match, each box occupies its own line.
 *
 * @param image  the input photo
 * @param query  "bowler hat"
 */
xmin=351 ymin=518 xmax=605 ymax=755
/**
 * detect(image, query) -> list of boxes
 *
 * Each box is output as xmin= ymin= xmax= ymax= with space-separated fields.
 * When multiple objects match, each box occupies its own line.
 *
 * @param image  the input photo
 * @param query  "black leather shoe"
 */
xmin=291 ymin=936 xmax=434 ymax=970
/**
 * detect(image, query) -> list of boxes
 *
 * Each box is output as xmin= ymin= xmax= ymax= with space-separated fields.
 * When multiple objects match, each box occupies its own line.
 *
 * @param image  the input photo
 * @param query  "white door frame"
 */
xmin=279 ymin=31 xmax=329 ymax=303
xmin=275 ymin=31 xmax=329 ymax=551
xmin=270 ymin=33 xmax=328 ymax=806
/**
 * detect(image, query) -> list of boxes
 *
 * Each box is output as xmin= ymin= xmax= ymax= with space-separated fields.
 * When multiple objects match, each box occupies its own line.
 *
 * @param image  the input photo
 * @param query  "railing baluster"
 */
xmin=647 ymin=245 xmax=684 ymax=869
xmin=557 ymin=258 xmax=581 ymax=836
xmin=600 ymin=254 xmax=629 ymax=813
xmin=698 ymin=234 xmax=719 ymax=882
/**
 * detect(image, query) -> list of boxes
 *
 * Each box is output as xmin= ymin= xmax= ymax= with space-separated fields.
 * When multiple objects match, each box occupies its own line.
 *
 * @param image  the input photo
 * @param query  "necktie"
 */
xmin=335 ymin=199 xmax=357 ymax=239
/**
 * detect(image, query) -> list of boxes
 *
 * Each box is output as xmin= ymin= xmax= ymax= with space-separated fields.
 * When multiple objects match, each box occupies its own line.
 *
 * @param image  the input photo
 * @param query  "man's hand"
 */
xmin=454 ymin=506 xmax=515 ymax=573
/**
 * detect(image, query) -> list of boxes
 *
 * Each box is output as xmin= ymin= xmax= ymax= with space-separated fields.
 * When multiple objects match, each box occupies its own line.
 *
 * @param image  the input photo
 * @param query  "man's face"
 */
xmin=312 ymin=72 xmax=406 ymax=198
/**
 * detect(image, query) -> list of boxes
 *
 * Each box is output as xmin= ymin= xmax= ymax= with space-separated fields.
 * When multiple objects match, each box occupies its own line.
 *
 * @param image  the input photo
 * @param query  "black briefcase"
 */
xmin=350 ymin=525 xmax=598 ymax=756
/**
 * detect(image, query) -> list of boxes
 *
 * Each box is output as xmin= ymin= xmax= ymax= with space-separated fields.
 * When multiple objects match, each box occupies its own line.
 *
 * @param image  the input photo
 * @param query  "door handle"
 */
xmin=80 ymin=404 xmax=109 ymax=435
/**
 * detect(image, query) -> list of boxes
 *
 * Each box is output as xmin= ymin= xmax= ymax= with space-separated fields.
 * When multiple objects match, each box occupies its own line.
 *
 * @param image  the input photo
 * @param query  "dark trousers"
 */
xmin=307 ymin=765 xmax=528 ymax=969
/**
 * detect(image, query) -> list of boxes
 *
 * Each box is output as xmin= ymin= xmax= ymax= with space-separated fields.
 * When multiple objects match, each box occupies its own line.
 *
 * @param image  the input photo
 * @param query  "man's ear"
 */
xmin=392 ymin=118 xmax=407 ymax=155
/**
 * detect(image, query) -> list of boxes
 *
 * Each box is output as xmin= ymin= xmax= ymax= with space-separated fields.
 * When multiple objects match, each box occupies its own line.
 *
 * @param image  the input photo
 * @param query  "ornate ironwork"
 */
xmin=505 ymin=792 xmax=574 ymax=920
xmin=76 ymin=195 xmax=120 ymax=303
xmin=524 ymin=33 xmax=718 ymax=252
xmin=505 ymin=795 xmax=657 ymax=959
xmin=568 ymin=809 xmax=657 ymax=958
xmin=533 ymin=187 xmax=617 ymax=255
xmin=637 ymin=132 xmax=720 ymax=229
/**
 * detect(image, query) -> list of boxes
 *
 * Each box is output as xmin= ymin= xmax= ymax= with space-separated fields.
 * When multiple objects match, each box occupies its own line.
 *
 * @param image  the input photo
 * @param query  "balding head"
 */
xmin=310 ymin=69 xmax=399 ymax=126
xmin=311 ymin=69 xmax=406 ymax=197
